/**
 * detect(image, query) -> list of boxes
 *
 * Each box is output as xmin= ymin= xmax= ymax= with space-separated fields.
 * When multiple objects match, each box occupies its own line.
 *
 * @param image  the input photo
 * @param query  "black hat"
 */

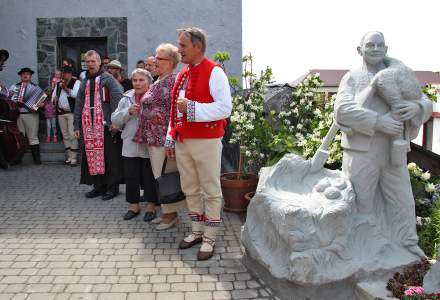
xmin=0 ymin=49 xmax=9 ymax=60
xmin=18 ymin=67 xmax=34 ymax=75
xmin=62 ymin=65 xmax=74 ymax=73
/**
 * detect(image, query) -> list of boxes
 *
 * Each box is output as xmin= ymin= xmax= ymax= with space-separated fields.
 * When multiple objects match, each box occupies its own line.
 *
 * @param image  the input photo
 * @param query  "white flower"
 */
xmin=293 ymin=108 xmax=299 ymax=114
xmin=245 ymin=150 xmax=251 ymax=157
xmin=425 ymin=183 xmax=436 ymax=193
xmin=260 ymin=153 xmax=265 ymax=158
xmin=421 ymin=172 xmax=431 ymax=181
xmin=407 ymin=162 xmax=417 ymax=171
xmin=297 ymin=123 xmax=303 ymax=129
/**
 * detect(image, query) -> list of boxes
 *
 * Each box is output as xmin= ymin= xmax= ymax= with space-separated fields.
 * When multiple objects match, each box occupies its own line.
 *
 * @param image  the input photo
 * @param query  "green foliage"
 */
xmin=229 ymin=54 xmax=274 ymax=173
xmin=274 ymin=74 xmax=343 ymax=169
xmin=212 ymin=51 xmax=240 ymax=93
xmin=422 ymin=84 xmax=438 ymax=102
xmin=267 ymin=130 xmax=300 ymax=166
xmin=419 ymin=207 xmax=440 ymax=259
xmin=212 ymin=51 xmax=230 ymax=69
xmin=408 ymin=162 xmax=440 ymax=258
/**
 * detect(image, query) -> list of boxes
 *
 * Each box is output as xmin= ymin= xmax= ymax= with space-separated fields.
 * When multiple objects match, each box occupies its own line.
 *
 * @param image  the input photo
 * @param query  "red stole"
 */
xmin=82 ymin=76 xmax=105 ymax=175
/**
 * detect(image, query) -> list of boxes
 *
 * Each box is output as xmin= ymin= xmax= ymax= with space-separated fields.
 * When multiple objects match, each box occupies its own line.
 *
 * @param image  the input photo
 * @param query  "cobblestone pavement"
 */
xmin=0 ymin=163 xmax=275 ymax=300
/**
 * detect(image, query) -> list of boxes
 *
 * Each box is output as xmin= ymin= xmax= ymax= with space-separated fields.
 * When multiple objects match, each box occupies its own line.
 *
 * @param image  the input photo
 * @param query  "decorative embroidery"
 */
xmin=188 ymin=212 xmax=204 ymax=222
xmin=205 ymin=218 xmax=223 ymax=227
xmin=81 ymin=76 xmax=105 ymax=175
xmin=169 ymin=70 xmax=188 ymax=141
xmin=187 ymin=100 xmax=196 ymax=122
xmin=202 ymin=235 xmax=216 ymax=246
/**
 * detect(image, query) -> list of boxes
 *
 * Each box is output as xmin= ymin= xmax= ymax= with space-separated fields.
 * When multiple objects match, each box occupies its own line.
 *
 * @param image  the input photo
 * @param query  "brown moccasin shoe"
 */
xmin=179 ymin=232 xmax=203 ymax=249
xmin=197 ymin=236 xmax=216 ymax=261
xmin=197 ymin=246 xmax=215 ymax=260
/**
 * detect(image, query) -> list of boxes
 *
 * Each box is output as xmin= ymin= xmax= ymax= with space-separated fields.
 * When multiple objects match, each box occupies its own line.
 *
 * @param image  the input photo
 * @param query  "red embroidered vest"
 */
xmin=169 ymin=58 xmax=227 ymax=141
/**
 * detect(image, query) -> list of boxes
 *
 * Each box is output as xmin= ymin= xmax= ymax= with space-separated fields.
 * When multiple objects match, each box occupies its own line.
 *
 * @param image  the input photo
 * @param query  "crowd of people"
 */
xmin=0 ymin=27 xmax=233 ymax=261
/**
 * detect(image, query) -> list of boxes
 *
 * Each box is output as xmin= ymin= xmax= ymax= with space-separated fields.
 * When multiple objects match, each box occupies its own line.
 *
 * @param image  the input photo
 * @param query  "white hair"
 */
xmin=131 ymin=68 xmax=153 ymax=84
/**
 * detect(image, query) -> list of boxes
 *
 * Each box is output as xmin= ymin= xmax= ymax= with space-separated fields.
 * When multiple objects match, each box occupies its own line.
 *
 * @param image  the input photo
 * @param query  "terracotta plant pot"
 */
xmin=221 ymin=172 xmax=258 ymax=213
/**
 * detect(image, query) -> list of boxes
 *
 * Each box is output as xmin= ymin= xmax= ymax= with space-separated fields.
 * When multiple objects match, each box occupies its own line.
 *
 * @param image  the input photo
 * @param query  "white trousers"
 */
xmin=58 ymin=113 xmax=78 ymax=161
xmin=175 ymin=138 xmax=223 ymax=240
xmin=17 ymin=113 xmax=39 ymax=145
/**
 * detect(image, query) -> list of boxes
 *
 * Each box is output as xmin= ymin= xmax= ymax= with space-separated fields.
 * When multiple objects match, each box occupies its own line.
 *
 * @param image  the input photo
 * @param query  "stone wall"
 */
xmin=0 ymin=0 xmax=242 ymax=88
xmin=36 ymin=17 xmax=127 ymax=88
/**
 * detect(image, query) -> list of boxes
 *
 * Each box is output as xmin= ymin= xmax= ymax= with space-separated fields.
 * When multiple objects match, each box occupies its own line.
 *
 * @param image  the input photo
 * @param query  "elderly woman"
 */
xmin=134 ymin=43 xmax=186 ymax=229
xmin=111 ymin=68 xmax=157 ymax=220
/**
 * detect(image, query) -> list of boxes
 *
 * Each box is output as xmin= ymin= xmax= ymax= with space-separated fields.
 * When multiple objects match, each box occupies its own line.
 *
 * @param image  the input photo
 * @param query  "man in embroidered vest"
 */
xmin=74 ymin=50 xmax=124 ymax=201
xmin=10 ymin=67 xmax=47 ymax=165
xmin=53 ymin=66 xmax=81 ymax=166
xmin=165 ymin=27 xmax=232 ymax=260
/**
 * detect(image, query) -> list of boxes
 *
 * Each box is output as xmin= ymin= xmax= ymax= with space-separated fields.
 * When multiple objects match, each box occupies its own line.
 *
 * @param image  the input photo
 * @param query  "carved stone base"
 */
xmin=243 ymin=253 xmax=400 ymax=300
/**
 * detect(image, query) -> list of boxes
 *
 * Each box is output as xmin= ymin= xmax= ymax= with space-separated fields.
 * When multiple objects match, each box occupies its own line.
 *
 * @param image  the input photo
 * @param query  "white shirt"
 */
xmin=51 ymin=80 xmax=81 ymax=111
xmin=166 ymin=66 xmax=232 ymax=145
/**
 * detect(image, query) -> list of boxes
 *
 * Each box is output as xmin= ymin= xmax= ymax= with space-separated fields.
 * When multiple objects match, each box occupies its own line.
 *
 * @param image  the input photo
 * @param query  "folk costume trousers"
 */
xmin=175 ymin=138 xmax=223 ymax=241
xmin=17 ymin=113 xmax=39 ymax=145
xmin=58 ymin=113 xmax=78 ymax=162
xmin=147 ymin=145 xmax=187 ymax=214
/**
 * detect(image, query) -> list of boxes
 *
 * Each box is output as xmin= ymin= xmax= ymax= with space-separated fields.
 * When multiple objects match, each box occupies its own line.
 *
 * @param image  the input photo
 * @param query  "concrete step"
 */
xmin=24 ymin=142 xmax=67 ymax=164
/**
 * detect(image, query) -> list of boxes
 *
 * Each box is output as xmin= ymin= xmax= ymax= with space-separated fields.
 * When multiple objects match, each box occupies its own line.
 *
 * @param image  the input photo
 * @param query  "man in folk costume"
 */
xmin=165 ymin=27 xmax=232 ymax=260
xmin=74 ymin=50 xmax=124 ymax=201
xmin=53 ymin=65 xmax=81 ymax=166
xmin=10 ymin=67 xmax=47 ymax=165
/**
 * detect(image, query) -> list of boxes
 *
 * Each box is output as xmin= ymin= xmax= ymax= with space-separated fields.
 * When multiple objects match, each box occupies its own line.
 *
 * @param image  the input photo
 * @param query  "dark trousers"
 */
xmin=123 ymin=156 xmax=158 ymax=204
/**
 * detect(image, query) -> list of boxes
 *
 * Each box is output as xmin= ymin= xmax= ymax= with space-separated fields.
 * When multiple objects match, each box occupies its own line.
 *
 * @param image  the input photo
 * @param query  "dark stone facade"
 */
xmin=36 ymin=17 xmax=127 ymax=88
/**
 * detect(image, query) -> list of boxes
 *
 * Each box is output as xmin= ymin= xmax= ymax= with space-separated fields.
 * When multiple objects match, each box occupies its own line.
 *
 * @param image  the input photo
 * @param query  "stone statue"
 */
xmin=335 ymin=31 xmax=432 ymax=257
xmin=241 ymin=32 xmax=433 ymax=299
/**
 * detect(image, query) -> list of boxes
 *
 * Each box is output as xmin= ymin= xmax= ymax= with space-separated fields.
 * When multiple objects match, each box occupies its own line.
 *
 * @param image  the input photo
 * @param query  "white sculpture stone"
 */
xmin=423 ymin=248 xmax=440 ymax=293
xmin=241 ymin=32 xmax=433 ymax=299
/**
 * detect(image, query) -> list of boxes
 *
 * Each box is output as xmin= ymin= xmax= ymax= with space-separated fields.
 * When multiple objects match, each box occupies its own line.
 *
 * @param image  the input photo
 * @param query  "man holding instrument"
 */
xmin=10 ymin=67 xmax=47 ymax=165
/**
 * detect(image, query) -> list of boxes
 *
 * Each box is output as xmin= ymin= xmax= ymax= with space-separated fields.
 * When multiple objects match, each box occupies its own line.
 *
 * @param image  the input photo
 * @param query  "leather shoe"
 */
xmin=123 ymin=210 xmax=140 ymax=220
xmin=85 ymin=188 xmax=105 ymax=198
xmin=197 ymin=246 xmax=215 ymax=261
xmin=179 ymin=236 xmax=203 ymax=249
xmin=143 ymin=211 xmax=156 ymax=222
xmin=156 ymin=217 xmax=178 ymax=230
xmin=102 ymin=191 xmax=119 ymax=201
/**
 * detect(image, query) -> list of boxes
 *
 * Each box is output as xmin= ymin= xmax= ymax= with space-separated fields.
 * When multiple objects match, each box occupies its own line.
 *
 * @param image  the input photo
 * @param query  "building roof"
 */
xmin=290 ymin=69 xmax=440 ymax=88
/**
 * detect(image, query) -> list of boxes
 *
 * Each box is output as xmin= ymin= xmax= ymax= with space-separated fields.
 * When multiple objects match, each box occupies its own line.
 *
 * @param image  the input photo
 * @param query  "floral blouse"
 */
xmin=133 ymin=73 xmax=176 ymax=146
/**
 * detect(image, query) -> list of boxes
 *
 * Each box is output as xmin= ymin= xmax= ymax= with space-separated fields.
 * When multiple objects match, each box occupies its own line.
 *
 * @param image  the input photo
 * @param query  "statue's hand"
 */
xmin=375 ymin=112 xmax=403 ymax=135
xmin=393 ymin=100 xmax=420 ymax=121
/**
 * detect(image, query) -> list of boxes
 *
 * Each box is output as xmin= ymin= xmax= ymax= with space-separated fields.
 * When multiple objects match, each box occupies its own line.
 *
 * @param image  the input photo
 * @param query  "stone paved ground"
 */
xmin=0 ymin=163 xmax=275 ymax=300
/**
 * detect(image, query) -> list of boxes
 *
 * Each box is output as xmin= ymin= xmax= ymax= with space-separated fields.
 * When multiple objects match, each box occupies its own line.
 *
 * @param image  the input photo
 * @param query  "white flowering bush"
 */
xmin=421 ymin=84 xmax=438 ymax=102
xmin=275 ymin=73 xmax=343 ymax=169
xmin=229 ymin=54 xmax=273 ymax=174
xmin=407 ymin=162 xmax=440 ymax=258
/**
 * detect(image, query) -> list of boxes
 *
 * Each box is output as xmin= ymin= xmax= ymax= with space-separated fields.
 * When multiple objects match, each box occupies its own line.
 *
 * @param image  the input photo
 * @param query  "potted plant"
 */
xmin=221 ymin=54 xmax=273 ymax=213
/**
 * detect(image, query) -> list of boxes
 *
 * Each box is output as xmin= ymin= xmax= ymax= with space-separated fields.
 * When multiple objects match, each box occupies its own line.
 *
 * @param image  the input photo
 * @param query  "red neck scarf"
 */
xmin=82 ymin=76 xmax=105 ymax=175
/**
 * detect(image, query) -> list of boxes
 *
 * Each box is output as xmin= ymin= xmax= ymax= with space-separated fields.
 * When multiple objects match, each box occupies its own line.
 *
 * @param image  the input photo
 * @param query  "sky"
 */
xmin=242 ymin=0 xmax=440 ymax=84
